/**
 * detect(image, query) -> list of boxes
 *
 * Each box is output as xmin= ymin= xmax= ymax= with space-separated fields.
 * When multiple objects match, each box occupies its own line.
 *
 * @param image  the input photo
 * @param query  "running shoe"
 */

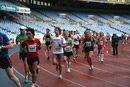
xmin=101 ymin=61 xmax=103 ymax=64
xmin=91 ymin=65 xmax=94 ymax=70
xmin=89 ymin=65 xmax=94 ymax=71
xmin=30 ymin=83 xmax=35 ymax=87
xmin=67 ymin=68 xmax=70 ymax=72
xmin=73 ymin=58 xmax=76 ymax=62
xmin=24 ymin=77 xmax=28 ymax=84
xmin=56 ymin=65 xmax=59 ymax=71
xmin=58 ymin=74 xmax=62 ymax=79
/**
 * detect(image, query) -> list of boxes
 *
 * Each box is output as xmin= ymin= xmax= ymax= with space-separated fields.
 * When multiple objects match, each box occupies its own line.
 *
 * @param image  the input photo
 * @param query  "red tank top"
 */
xmin=98 ymin=36 xmax=105 ymax=47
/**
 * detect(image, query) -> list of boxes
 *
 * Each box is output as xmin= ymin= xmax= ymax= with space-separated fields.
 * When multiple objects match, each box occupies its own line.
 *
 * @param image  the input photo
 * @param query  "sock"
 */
xmin=96 ymin=49 xmax=98 ymax=55
xmin=98 ymin=55 xmax=100 ymax=61
xmin=101 ymin=54 xmax=104 ymax=61
xmin=66 ymin=61 xmax=68 ymax=68
xmin=68 ymin=62 xmax=71 ymax=68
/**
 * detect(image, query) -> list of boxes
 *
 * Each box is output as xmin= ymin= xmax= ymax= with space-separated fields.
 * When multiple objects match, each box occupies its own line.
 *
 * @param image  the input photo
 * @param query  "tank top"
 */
xmin=64 ymin=38 xmax=72 ymax=52
xmin=46 ymin=34 xmax=51 ymax=42
xmin=98 ymin=36 xmax=104 ymax=47
xmin=84 ymin=36 xmax=93 ymax=49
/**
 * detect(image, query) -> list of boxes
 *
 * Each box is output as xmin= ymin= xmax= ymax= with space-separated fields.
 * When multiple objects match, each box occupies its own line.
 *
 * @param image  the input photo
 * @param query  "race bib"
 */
xmin=28 ymin=44 xmax=36 ymax=52
xmin=65 ymin=46 xmax=72 ymax=52
xmin=55 ymin=48 xmax=61 ymax=51
xmin=86 ymin=42 xmax=91 ymax=47
xmin=46 ymin=38 xmax=50 ymax=42
xmin=99 ymin=41 xmax=103 ymax=45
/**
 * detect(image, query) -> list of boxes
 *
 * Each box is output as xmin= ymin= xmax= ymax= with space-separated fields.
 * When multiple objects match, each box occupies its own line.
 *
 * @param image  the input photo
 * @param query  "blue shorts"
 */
xmin=98 ymin=46 xmax=104 ymax=50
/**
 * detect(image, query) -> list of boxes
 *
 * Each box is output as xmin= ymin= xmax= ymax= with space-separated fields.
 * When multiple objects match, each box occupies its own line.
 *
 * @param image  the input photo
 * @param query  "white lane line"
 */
xmin=81 ymin=54 xmax=130 ymax=72
xmin=61 ymin=64 xmax=126 ymax=87
xmin=10 ymin=51 xmax=41 ymax=87
xmin=39 ymin=66 xmax=86 ymax=87
xmin=78 ymin=55 xmax=130 ymax=79
xmin=39 ymin=59 xmax=126 ymax=87
xmin=45 ymin=50 xmax=48 ymax=58
xmin=70 ymin=68 xmax=126 ymax=87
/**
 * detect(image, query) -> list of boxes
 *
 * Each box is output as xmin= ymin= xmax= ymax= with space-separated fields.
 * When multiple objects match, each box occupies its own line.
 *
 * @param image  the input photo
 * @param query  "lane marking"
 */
xmin=10 ymin=51 xmax=41 ymax=87
xmin=78 ymin=55 xmax=130 ymax=79
xmin=39 ymin=66 xmax=86 ymax=87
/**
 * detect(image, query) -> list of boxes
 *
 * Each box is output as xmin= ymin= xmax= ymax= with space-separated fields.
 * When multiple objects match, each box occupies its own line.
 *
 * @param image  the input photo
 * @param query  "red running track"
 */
xmin=11 ymin=42 xmax=130 ymax=87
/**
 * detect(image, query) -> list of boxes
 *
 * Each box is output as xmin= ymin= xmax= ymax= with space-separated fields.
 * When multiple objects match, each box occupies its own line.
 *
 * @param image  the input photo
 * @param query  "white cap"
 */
xmin=113 ymin=32 xmax=116 ymax=34
xmin=20 ymin=26 xmax=26 ymax=30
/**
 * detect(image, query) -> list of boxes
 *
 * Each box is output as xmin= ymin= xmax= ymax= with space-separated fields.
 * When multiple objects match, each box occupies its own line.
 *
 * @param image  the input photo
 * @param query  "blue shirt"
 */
xmin=0 ymin=33 xmax=10 ymax=58
xmin=84 ymin=36 xmax=93 ymax=49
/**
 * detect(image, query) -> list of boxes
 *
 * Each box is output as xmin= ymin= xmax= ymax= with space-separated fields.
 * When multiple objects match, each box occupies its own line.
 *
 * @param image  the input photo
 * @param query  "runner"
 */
xmin=97 ymin=32 xmax=106 ymax=63
xmin=94 ymin=32 xmax=99 ymax=56
xmin=128 ymin=34 xmax=130 ymax=42
xmin=0 ymin=32 xmax=21 ymax=87
xmin=82 ymin=29 xmax=94 ymax=70
xmin=16 ymin=26 xmax=30 ymax=83
xmin=64 ymin=31 xmax=74 ymax=72
xmin=21 ymin=28 xmax=42 ymax=87
xmin=43 ymin=28 xmax=53 ymax=60
xmin=51 ymin=27 xmax=67 ymax=79
xmin=106 ymin=32 xmax=111 ymax=45
xmin=72 ymin=30 xmax=81 ymax=62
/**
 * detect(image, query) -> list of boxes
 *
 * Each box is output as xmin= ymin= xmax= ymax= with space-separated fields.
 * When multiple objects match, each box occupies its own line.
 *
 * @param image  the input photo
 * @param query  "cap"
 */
xmin=113 ymin=32 xmax=116 ymax=34
xmin=20 ymin=26 xmax=27 ymax=30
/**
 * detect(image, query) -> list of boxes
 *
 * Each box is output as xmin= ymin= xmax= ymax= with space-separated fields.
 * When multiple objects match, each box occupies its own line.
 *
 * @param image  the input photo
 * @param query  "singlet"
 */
xmin=45 ymin=34 xmax=51 ymax=42
xmin=98 ymin=36 xmax=105 ymax=47
xmin=84 ymin=36 xmax=93 ymax=49
xmin=64 ymin=38 xmax=72 ymax=52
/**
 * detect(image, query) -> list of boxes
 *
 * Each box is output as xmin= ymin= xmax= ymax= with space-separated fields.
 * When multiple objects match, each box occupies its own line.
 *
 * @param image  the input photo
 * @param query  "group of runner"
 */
xmin=43 ymin=27 xmax=109 ymax=79
xmin=2 ymin=26 xmax=124 ymax=87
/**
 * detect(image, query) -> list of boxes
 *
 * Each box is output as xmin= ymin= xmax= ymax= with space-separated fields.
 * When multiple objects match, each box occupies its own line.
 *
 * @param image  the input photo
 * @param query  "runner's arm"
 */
xmin=70 ymin=38 xmax=74 ymax=48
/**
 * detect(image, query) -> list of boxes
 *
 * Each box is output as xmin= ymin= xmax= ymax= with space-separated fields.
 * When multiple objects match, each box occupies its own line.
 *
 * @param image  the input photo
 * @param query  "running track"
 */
xmin=9 ymin=42 xmax=130 ymax=87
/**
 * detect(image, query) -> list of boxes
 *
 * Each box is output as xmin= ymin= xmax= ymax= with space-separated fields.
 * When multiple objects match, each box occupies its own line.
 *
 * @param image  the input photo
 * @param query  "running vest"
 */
xmin=128 ymin=35 xmax=130 ymax=40
xmin=64 ymin=38 xmax=72 ymax=52
xmin=84 ymin=36 xmax=93 ymax=49
xmin=46 ymin=34 xmax=51 ymax=42
xmin=98 ymin=36 xmax=105 ymax=47
xmin=106 ymin=34 xmax=110 ymax=40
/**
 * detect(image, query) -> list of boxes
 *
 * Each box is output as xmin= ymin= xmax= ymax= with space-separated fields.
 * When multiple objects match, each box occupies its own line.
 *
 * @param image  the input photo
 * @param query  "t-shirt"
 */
xmin=16 ymin=34 xmax=28 ymax=53
xmin=52 ymin=35 xmax=66 ymax=54
xmin=73 ymin=34 xmax=81 ymax=45
xmin=0 ymin=33 xmax=10 ymax=58
xmin=21 ymin=37 xmax=41 ymax=58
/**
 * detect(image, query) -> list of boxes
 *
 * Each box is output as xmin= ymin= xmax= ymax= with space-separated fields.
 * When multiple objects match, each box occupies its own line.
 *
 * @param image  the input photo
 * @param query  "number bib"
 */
xmin=65 ymin=46 xmax=72 ymax=52
xmin=99 ymin=41 xmax=103 ymax=45
xmin=55 ymin=48 xmax=61 ymax=51
xmin=28 ymin=44 xmax=36 ymax=52
xmin=46 ymin=38 xmax=50 ymax=42
xmin=86 ymin=42 xmax=91 ymax=47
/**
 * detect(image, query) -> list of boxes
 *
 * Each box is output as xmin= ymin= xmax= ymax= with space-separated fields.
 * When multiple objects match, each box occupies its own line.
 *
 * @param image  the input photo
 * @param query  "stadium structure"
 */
xmin=0 ymin=0 xmax=130 ymax=43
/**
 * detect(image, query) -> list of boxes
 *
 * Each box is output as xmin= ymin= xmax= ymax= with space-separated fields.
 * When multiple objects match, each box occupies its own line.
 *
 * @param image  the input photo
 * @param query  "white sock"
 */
xmin=96 ymin=49 xmax=98 ymax=55
xmin=101 ymin=54 xmax=104 ymax=61
xmin=98 ymin=55 xmax=100 ymax=61
xmin=66 ymin=61 xmax=68 ymax=68
xmin=68 ymin=62 xmax=71 ymax=68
